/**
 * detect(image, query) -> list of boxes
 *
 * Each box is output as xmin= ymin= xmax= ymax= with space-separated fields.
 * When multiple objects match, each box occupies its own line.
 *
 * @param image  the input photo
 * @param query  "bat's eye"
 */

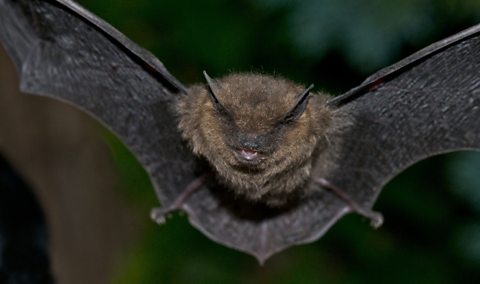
xmin=280 ymin=84 xmax=314 ymax=124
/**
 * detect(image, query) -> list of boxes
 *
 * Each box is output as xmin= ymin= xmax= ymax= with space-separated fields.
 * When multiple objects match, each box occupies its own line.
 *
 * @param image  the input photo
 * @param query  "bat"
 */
xmin=0 ymin=0 xmax=479 ymax=264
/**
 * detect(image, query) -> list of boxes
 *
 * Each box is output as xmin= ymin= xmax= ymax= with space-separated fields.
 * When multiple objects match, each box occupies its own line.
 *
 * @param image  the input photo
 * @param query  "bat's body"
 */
xmin=0 ymin=0 xmax=479 ymax=263
xmin=179 ymin=73 xmax=338 ymax=206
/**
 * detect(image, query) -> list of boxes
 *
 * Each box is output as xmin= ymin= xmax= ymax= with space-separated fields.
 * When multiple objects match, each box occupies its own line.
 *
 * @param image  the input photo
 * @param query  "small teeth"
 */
xmin=240 ymin=149 xmax=258 ymax=160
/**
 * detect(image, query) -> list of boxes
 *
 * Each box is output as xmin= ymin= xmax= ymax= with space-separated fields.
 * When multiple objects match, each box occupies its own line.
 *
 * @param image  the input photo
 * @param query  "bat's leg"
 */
xmin=150 ymin=174 xmax=207 ymax=224
xmin=315 ymin=178 xmax=383 ymax=228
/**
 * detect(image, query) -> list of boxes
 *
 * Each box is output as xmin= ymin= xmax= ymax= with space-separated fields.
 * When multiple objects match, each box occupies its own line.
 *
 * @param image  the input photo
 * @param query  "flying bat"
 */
xmin=0 ymin=0 xmax=479 ymax=263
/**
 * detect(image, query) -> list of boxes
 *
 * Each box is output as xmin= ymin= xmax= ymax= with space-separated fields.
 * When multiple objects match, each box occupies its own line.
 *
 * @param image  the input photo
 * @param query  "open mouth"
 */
xmin=234 ymin=148 xmax=264 ymax=164
xmin=239 ymin=148 xmax=258 ymax=160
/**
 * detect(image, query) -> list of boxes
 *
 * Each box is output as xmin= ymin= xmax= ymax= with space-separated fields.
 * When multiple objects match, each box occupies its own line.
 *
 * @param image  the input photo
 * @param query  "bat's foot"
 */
xmin=315 ymin=178 xmax=384 ymax=228
xmin=150 ymin=174 xmax=208 ymax=225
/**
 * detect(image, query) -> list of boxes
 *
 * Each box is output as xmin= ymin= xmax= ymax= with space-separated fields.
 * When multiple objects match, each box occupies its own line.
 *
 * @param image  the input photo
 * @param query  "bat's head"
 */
xmin=177 ymin=72 xmax=334 ymax=203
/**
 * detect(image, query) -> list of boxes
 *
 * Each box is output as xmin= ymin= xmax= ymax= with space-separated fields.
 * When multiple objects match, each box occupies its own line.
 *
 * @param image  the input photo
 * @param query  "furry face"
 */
xmin=176 ymin=73 xmax=334 ymax=206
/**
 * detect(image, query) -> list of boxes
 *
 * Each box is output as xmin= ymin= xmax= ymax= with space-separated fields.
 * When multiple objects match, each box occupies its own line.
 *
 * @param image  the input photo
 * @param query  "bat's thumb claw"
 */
xmin=150 ymin=207 xmax=167 ymax=224
xmin=352 ymin=206 xmax=384 ymax=229
xmin=369 ymin=211 xmax=384 ymax=229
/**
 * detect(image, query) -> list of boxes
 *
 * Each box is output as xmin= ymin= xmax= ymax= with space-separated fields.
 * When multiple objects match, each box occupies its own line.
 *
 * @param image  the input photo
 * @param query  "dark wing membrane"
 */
xmin=318 ymin=24 xmax=480 ymax=215
xmin=0 ymin=0 xmax=196 ymax=205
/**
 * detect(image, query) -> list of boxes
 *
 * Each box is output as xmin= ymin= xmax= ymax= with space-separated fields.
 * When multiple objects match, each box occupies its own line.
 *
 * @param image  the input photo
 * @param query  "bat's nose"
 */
xmin=241 ymin=140 xmax=259 ymax=150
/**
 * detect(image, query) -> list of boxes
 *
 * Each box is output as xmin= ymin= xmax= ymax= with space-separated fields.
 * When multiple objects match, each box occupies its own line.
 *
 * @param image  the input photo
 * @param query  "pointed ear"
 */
xmin=203 ymin=70 xmax=222 ymax=104
xmin=281 ymin=84 xmax=314 ymax=123
xmin=203 ymin=71 xmax=230 ymax=116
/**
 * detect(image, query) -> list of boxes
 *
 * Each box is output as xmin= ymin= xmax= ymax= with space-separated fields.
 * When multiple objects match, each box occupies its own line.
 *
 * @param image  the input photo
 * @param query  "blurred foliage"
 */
xmin=76 ymin=0 xmax=480 ymax=283
xmin=260 ymin=0 xmax=480 ymax=72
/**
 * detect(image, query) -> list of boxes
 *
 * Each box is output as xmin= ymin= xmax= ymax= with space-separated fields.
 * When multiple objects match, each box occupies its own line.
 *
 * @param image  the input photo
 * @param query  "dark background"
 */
xmin=3 ymin=0 xmax=480 ymax=283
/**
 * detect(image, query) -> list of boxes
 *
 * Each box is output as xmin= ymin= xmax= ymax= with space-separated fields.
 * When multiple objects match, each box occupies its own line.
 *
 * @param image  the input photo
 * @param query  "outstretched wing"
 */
xmin=323 ymin=23 xmax=480 ymax=212
xmin=0 ymin=0 xmax=300 ymax=262
xmin=0 ymin=0 xmax=195 ymax=206
xmin=294 ymin=23 xmax=480 ymax=254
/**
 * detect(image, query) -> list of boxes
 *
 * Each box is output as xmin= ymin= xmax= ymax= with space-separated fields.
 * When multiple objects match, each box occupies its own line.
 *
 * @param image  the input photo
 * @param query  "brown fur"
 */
xmin=176 ymin=73 xmax=340 ymax=206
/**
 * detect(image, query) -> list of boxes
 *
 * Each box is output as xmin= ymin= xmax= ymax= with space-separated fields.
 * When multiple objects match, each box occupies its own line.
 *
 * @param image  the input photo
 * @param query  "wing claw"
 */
xmin=150 ymin=174 xmax=207 ymax=224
